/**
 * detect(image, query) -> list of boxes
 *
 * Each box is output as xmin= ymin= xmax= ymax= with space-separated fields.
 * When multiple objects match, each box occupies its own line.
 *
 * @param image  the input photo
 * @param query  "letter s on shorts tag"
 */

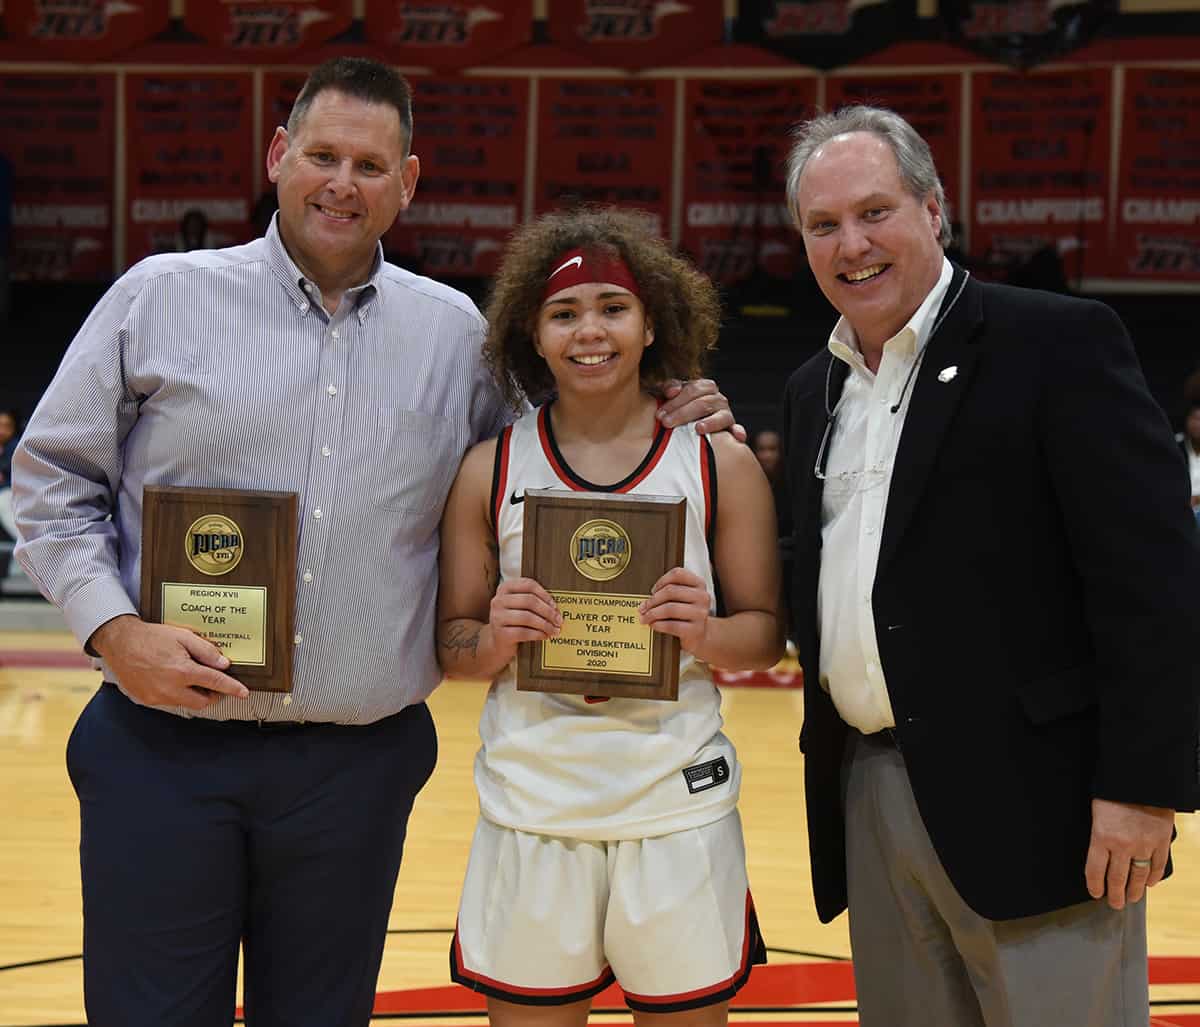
xmin=682 ymin=756 xmax=730 ymax=794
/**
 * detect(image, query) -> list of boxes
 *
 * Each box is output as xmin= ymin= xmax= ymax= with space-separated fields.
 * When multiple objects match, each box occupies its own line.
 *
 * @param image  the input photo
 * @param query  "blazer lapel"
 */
xmin=876 ymin=268 xmax=984 ymax=578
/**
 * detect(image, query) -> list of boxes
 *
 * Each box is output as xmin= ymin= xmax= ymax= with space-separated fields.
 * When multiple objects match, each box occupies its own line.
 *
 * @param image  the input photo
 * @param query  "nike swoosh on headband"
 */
xmin=548 ymin=255 xmax=584 ymax=279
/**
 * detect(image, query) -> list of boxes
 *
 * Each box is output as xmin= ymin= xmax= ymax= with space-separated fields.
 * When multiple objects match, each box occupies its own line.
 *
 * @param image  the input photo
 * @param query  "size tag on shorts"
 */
xmin=682 ymin=756 xmax=730 ymax=794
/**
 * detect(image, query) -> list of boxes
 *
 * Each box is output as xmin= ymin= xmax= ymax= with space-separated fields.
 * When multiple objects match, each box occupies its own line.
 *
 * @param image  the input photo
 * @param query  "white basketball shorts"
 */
xmin=449 ymin=810 xmax=765 ymax=1012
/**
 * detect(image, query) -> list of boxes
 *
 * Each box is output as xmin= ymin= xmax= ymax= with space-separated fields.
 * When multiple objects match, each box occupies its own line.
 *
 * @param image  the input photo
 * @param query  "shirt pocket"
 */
xmin=374 ymin=409 xmax=459 ymax=515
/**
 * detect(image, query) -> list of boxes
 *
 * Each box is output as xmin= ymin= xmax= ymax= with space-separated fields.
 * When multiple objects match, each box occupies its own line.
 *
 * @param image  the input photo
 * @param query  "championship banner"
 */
xmin=1114 ymin=67 xmax=1200 ymax=281
xmin=0 ymin=73 xmax=115 ymax=280
xmin=941 ymin=0 xmax=1115 ymax=69
xmin=387 ymin=77 xmax=528 ymax=277
xmin=679 ymin=78 xmax=817 ymax=285
xmin=535 ymin=78 xmax=674 ymax=237
xmin=970 ymin=69 xmax=1113 ymax=283
xmin=826 ymin=73 xmax=963 ymax=228
xmin=734 ymin=0 xmax=915 ymax=70
xmin=545 ymin=0 xmax=723 ymax=70
xmin=183 ymin=0 xmax=352 ymax=49
xmin=262 ymin=70 xmax=309 ymax=133
xmin=3 ymin=0 xmax=167 ymax=61
xmin=125 ymin=73 xmax=254 ymax=266
xmin=364 ymin=0 xmax=532 ymax=70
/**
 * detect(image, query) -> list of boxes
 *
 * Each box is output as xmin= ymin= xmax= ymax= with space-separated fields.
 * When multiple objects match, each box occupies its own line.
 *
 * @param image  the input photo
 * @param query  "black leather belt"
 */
xmin=864 ymin=726 xmax=901 ymax=749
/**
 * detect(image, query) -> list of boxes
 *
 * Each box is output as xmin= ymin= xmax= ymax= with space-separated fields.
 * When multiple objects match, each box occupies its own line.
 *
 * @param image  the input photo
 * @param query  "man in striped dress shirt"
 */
xmin=12 ymin=57 xmax=733 ymax=1027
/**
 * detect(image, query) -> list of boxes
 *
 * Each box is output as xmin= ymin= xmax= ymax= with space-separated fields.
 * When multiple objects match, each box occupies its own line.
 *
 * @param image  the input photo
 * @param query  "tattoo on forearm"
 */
xmin=440 ymin=623 xmax=481 ymax=660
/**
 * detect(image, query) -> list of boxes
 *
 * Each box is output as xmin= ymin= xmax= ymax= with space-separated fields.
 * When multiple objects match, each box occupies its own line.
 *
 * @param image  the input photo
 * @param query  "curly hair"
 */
xmin=484 ymin=207 xmax=721 ymax=410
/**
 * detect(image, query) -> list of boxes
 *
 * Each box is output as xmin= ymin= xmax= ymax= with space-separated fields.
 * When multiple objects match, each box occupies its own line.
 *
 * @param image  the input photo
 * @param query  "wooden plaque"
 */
xmin=518 ymin=489 xmax=685 ymax=701
xmin=140 ymin=486 xmax=298 ymax=693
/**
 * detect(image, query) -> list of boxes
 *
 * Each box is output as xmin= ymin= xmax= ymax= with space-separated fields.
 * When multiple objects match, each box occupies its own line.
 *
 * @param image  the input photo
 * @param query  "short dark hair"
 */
xmin=287 ymin=57 xmax=413 ymax=153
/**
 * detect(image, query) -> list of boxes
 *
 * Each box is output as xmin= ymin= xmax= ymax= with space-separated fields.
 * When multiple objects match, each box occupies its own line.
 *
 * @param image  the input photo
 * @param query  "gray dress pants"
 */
xmin=844 ymin=731 xmax=1148 ymax=1027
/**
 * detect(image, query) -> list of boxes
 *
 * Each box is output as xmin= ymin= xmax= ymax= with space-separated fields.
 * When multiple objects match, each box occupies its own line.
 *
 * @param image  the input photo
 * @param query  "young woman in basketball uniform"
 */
xmin=436 ymin=207 xmax=783 ymax=1027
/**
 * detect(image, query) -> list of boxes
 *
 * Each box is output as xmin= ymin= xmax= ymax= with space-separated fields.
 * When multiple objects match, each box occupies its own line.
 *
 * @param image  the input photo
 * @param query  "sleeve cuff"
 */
xmin=62 ymin=576 xmax=138 ymax=655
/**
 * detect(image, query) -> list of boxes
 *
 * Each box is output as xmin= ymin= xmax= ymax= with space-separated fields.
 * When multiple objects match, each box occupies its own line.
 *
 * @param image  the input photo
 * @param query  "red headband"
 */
xmin=541 ymin=247 xmax=641 ymax=303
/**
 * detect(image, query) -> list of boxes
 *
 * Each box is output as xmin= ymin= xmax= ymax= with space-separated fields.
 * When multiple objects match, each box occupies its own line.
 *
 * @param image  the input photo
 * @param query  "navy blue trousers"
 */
xmin=67 ymin=683 xmax=438 ymax=1027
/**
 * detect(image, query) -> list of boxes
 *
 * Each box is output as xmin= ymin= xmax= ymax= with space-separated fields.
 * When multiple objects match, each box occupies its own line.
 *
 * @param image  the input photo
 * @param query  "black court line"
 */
xmin=0 ymin=938 xmax=851 ymax=973
xmin=0 ymin=954 xmax=81 ymax=973
xmin=766 ymin=945 xmax=853 ymax=961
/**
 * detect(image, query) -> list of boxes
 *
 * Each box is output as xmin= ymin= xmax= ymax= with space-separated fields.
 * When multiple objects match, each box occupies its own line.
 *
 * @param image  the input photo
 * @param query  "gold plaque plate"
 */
xmin=517 ymin=489 xmax=685 ymax=701
xmin=141 ymin=486 xmax=298 ymax=693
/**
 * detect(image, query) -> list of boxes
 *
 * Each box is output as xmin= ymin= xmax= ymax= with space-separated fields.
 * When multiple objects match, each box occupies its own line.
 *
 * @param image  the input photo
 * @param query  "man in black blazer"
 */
xmin=781 ymin=105 xmax=1200 ymax=1027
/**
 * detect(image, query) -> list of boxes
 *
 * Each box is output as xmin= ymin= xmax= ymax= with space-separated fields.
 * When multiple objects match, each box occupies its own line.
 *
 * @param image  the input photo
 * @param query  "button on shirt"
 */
xmin=13 ymin=217 xmax=508 ymax=724
xmin=817 ymin=258 xmax=953 ymax=733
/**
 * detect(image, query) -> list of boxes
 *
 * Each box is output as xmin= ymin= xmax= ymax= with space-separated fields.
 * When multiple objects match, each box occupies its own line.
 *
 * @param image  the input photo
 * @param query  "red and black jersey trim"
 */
xmin=489 ymin=425 xmax=514 ymax=541
xmin=700 ymin=433 xmax=717 ymax=551
xmin=621 ymin=892 xmax=766 ymax=1014
xmin=536 ymin=402 xmax=672 ymax=493
xmin=450 ymin=928 xmax=616 ymax=1006
xmin=700 ymin=433 xmax=726 ymax=618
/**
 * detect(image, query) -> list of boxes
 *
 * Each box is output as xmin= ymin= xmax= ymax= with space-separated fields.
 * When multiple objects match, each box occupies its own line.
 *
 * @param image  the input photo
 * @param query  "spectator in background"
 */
xmin=177 ymin=208 xmax=210 ymax=251
xmin=1182 ymin=396 xmax=1200 ymax=520
xmin=251 ymin=190 xmax=279 ymax=238
xmin=751 ymin=428 xmax=794 ymax=618
xmin=0 ymin=408 xmax=20 ymax=542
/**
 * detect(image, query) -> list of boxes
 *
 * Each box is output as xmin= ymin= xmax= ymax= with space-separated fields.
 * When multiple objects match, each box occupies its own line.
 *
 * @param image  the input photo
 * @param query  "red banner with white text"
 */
xmin=1114 ymin=67 xmax=1200 ymax=281
xmin=3 ymin=0 xmax=167 ymax=61
xmin=535 ymin=78 xmax=674 ymax=238
xmin=125 ymin=73 xmax=255 ymax=264
xmin=387 ymin=77 xmax=528 ymax=277
xmin=825 ymin=73 xmax=963 ymax=228
xmin=546 ymin=0 xmax=723 ymax=70
xmin=680 ymin=78 xmax=817 ymax=285
xmin=364 ymin=0 xmax=532 ymax=70
xmin=0 ymin=73 xmax=115 ymax=280
xmin=970 ymin=68 xmax=1113 ymax=283
xmin=184 ymin=0 xmax=352 ymax=50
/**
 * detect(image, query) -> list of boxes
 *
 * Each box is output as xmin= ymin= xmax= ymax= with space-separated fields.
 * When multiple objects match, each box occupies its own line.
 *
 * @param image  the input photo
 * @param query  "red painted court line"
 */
xmin=368 ymin=955 xmax=1200 ymax=1018
xmin=0 ymin=649 xmax=91 ymax=668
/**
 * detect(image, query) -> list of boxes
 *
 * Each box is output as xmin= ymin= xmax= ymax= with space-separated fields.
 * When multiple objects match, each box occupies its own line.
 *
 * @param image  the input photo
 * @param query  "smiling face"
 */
xmin=266 ymin=89 xmax=419 ymax=298
xmin=534 ymin=282 xmax=654 ymax=399
xmin=794 ymin=131 xmax=944 ymax=352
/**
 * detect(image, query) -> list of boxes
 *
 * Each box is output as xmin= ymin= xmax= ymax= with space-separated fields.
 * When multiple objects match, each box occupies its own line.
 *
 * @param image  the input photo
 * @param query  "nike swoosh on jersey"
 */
xmin=510 ymin=490 xmax=525 ymax=505
xmin=548 ymin=255 xmax=583 ymax=279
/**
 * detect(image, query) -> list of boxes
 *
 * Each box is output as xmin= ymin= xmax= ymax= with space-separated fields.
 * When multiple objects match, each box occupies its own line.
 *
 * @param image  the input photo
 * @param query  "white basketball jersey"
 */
xmin=474 ymin=402 xmax=741 ymax=841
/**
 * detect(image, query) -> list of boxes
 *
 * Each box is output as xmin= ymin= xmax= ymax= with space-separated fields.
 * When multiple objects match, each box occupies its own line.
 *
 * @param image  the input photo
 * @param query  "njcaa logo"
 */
xmin=185 ymin=514 xmax=244 ymax=576
xmin=570 ymin=519 xmax=631 ymax=582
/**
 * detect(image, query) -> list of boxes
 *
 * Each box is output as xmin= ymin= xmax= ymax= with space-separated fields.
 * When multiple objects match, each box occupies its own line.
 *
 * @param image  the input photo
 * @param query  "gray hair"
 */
xmin=785 ymin=105 xmax=952 ymax=248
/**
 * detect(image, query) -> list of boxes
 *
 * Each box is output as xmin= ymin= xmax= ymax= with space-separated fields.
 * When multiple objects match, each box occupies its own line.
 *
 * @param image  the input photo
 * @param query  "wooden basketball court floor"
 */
xmin=1 ymin=628 xmax=1197 ymax=1026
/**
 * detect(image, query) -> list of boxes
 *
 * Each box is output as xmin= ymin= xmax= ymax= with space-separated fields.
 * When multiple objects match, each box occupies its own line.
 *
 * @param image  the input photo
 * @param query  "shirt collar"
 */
xmin=264 ymin=212 xmax=384 ymax=322
xmin=828 ymin=256 xmax=954 ymax=377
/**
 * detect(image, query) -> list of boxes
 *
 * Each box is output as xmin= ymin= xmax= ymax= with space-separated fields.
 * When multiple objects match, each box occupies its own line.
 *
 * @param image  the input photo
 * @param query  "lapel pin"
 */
xmin=937 ymin=365 xmax=958 ymax=383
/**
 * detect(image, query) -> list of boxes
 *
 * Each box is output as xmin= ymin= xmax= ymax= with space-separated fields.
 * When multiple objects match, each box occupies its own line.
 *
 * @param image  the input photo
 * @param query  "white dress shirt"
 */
xmin=1188 ymin=443 xmax=1200 ymax=498
xmin=817 ymin=258 xmax=954 ymax=733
